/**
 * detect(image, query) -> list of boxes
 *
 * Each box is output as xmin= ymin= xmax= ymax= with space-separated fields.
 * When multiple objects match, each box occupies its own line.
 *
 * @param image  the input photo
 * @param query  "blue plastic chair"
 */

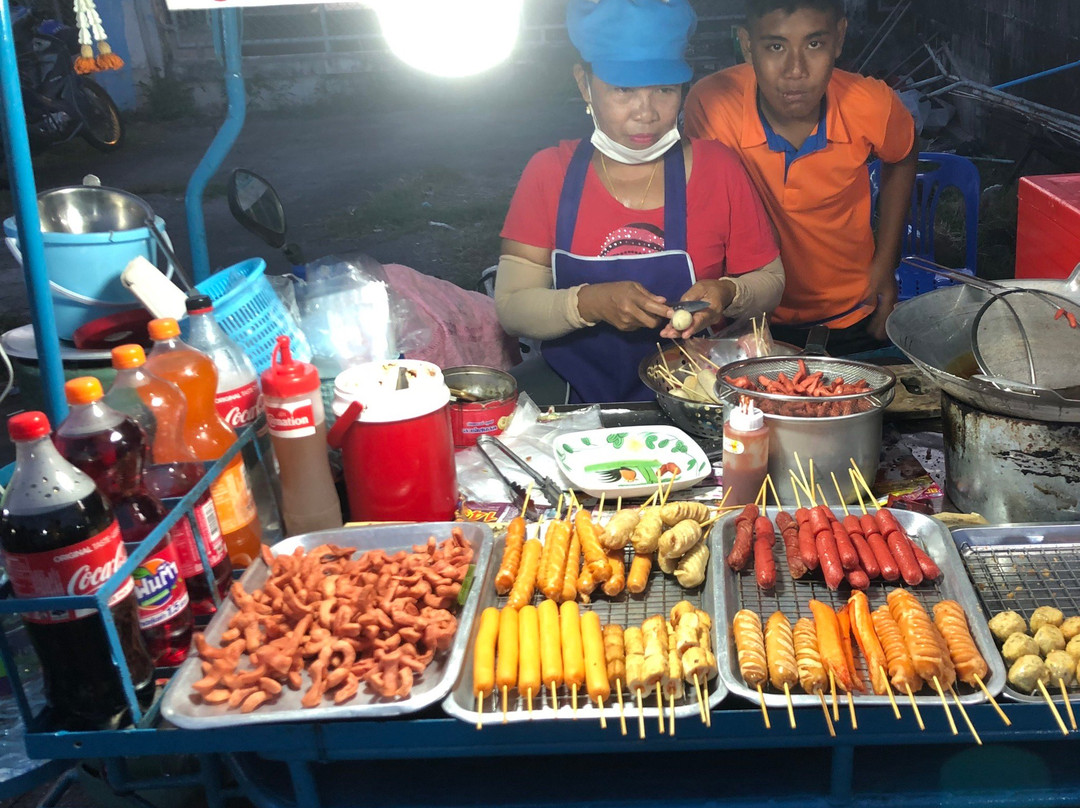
xmin=868 ymin=152 xmax=981 ymax=300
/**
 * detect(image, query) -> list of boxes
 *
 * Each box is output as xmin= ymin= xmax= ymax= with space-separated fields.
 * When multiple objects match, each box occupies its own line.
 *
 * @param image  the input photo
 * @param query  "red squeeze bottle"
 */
xmin=261 ymin=336 xmax=343 ymax=536
xmin=722 ymin=396 xmax=769 ymax=506
xmin=54 ymin=378 xmax=194 ymax=666
xmin=1 ymin=411 xmax=155 ymax=730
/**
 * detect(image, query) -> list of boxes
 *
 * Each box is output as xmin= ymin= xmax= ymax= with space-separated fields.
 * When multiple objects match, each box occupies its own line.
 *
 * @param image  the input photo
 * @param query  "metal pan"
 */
xmin=161 ymin=522 xmax=493 ymax=728
xmin=443 ymin=524 xmax=728 ymax=725
xmin=952 ymin=522 xmax=1080 ymax=703
xmin=715 ymin=508 xmax=1006 ymax=709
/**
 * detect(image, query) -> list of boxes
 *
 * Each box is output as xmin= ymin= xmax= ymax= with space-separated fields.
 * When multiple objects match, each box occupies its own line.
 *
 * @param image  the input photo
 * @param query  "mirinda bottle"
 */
xmin=145 ymin=318 xmax=263 ymax=568
xmin=106 ymin=344 xmax=234 ymax=613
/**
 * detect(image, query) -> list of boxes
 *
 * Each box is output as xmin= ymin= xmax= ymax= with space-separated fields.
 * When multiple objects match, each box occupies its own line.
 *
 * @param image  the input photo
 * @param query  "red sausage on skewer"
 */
xmin=753 ymin=517 xmax=777 ymax=589
xmin=830 ymin=516 xmax=860 ymax=571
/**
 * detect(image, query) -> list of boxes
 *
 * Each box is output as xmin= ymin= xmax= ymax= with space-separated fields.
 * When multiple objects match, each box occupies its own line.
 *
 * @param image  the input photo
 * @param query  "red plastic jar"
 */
xmin=443 ymin=365 xmax=518 ymax=448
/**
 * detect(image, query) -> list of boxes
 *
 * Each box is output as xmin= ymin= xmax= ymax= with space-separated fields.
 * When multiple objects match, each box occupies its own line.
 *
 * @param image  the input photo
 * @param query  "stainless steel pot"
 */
xmin=885 ymin=266 xmax=1080 ymax=422
xmin=942 ymin=392 xmax=1080 ymax=522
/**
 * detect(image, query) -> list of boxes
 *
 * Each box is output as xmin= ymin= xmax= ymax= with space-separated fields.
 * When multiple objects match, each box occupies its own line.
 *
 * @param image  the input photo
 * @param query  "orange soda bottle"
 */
xmin=145 ymin=318 xmax=263 ymax=567
xmin=106 ymin=344 xmax=234 ymax=612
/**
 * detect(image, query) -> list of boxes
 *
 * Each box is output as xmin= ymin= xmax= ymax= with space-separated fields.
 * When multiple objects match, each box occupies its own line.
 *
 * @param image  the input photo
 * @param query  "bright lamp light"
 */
xmin=373 ymin=0 xmax=523 ymax=78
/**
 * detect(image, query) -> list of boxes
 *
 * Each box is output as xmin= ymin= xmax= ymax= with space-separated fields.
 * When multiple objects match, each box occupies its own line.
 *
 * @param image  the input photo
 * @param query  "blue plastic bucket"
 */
xmin=3 ymin=214 xmax=171 ymax=340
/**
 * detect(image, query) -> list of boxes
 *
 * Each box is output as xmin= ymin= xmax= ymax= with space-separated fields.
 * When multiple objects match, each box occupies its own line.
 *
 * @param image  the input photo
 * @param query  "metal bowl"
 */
xmin=715 ymin=356 xmax=896 ymax=504
xmin=638 ymin=338 xmax=799 ymax=440
xmin=36 ymin=186 xmax=156 ymax=234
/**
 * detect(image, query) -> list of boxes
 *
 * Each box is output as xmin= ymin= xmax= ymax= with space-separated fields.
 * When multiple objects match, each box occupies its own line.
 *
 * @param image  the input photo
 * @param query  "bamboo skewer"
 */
xmin=597 ymin=698 xmax=607 ymax=730
xmin=1059 ymin=679 xmax=1077 ymax=730
xmin=819 ymin=691 xmax=836 ymax=737
xmin=656 ymin=690 xmax=665 ymax=734
xmin=829 ymin=670 xmax=839 ymax=722
xmin=850 ymin=469 xmax=868 ymax=515
xmin=783 ymin=682 xmax=797 ymax=729
xmin=790 ymin=473 xmax=803 ymax=511
xmin=476 ymin=692 xmax=484 ymax=730
xmin=616 ymin=680 xmax=627 ymax=736
xmin=669 ymin=693 xmax=676 ymax=736
xmin=520 ymin=483 xmax=534 ymax=517
xmin=974 ymin=674 xmax=1011 ymax=726
xmin=694 ymin=674 xmax=707 ymax=724
xmin=933 ymin=676 xmax=958 ymax=735
xmin=757 ymin=684 xmax=771 ymax=729
xmin=1038 ymin=679 xmax=1070 ymax=736
xmin=849 ymin=460 xmax=880 ymax=508
xmin=550 ymin=682 xmax=558 ymax=711
xmin=527 ymin=688 xmax=533 ymax=717
xmin=880 ymin=665 xmax=901 ymax=719
xmin=636 ymin=688 xmax=646 ymax=739
xmin=571 ymin=684 xmax=578 ymax=718
xmin=950 ymin=686 xmax=982 ymax=745
xmin=847 ymin=691 xmax=858 ymax=731
xmin=905 ymin=684 xmax=925 ymax=730
xmin=766 ymin=474 xmax=782 ymax=511
xmin=501 ymin=685 xmax=509 ymax=724
xmin=830 ymin=472 xmax=850 ymax=515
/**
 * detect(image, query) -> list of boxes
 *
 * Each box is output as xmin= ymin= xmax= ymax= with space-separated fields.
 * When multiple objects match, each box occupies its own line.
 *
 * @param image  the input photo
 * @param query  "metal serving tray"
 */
xmin=443 ymin=525 xmax=728 ymax=726
xmin=716 ymin=508 xmax=1006 ymax=709
xmin=161 ymin=522 xmax=493 ymax=728
xmin=953 ymin=522 xmax=1080 ymax=703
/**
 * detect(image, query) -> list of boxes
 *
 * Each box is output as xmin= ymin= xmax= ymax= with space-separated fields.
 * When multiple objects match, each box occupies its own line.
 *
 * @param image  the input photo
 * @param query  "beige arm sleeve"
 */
xmin=493 ymin=253 xmax=595 ymax=340
xmin=721 ymin=256 xmax=786 ymax=320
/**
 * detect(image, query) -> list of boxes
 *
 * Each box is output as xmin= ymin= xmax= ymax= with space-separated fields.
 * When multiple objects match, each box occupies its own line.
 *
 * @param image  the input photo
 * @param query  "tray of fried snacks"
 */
xmin=161 ymin=522 xmax=492 ymax=728
xmin=444 ymin=500 xmax=727 ymax=731
xmin=953 ymin=523 xmax=1080 ymax=706
xmin=716 ymin=503 xmax=1006 ymax=716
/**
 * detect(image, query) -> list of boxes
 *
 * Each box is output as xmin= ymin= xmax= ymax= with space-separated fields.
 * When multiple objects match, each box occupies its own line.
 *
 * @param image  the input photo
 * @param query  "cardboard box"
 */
xmin=1016 ymin=174 xmax=1080 ymax=280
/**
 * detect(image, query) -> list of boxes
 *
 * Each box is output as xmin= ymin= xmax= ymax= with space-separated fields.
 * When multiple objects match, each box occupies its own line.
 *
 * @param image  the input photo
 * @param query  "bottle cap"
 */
xmin=8 ymin=411 xmax=51 ymax=441
xmin=185 ymin=294 xmax=214 ymax=314
xmin=111 ymin=344 xmax=147 ymax=369
xmin=148 ymin=318 xmax=180 ymax=341
xmin=65 ymin=376 xmax=105 ymax=405
xmin=261 ymin=335 xmax=318 ymax=398
xmin=727 ymin=398 xmax=764 ymax=431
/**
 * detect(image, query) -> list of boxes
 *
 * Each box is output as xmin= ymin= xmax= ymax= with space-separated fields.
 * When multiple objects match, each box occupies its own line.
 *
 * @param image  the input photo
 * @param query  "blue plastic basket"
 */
xmin=896 ymin=260 xmax=974 ymax=302
xmin=195 ymin=258 xmax=312 ymax=374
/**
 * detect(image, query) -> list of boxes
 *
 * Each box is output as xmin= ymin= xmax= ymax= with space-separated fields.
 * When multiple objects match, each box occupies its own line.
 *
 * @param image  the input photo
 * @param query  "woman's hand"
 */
xmin=659 ymin=278 xmax=736 ymax=339
xmin=577 ymin=281 xmax=672 ymax=331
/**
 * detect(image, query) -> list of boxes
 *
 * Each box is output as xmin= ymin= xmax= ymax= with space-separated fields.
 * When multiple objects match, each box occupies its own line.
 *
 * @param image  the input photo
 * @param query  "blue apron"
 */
xmin=542 ymin=141 xmax=695 ymax=403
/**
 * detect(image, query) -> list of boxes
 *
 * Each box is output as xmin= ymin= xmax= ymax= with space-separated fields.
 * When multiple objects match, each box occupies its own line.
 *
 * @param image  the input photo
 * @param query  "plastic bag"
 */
xmin=711 ymin=313 xmax=775 ymax=361
xmin=289 ymin=254 xmax=431 ymax=378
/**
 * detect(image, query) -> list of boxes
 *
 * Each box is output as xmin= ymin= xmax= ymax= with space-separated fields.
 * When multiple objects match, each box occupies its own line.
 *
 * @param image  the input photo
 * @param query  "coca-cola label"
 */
xmin=131 ymin=541 xmax=190 ymax=630
xmin=266 ymin=399 xmax=318 ymax=439
xmin=2 ymin=520 xmax=135 ymax=624
xmin=170 ymin=494 xmax=227 ymax=578
xmin=215 ymin=381 xmax=260 ymax=429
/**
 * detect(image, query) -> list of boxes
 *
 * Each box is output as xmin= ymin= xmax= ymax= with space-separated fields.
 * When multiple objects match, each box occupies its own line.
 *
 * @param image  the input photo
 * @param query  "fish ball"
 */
xmin=1001 ymin=632 xmax=1038 ymax=664
xmin=1030 ymin=606 xmax=1065 ymax=633
xmin=671 ymin=309 xmax=694 ymax=332
xmin=1034 ymin=625 xmax=1066 ymax=656
xmin=988 ymin=610 xmax=1027 ymax=643
xmin=1059 ymin=616 xmax=1080 ymax=640
xmin=1007 ymin=654 xmax=1048 ymax=693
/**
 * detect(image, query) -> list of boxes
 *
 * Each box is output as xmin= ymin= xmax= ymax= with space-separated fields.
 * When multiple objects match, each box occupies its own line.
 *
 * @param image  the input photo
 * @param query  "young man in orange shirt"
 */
xmin=685 ymin=0 xmax=917 ymax=354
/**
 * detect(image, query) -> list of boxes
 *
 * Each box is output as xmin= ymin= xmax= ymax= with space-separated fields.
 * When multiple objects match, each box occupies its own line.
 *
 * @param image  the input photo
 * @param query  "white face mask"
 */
xmin=585 ymin=84 xmax=682 ymax=165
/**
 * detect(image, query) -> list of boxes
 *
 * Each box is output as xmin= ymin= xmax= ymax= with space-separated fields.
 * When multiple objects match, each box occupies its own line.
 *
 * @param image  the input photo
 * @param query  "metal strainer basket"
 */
xmin=971 ymin=287 xmax=1080 ymax=394
xmin=715 ymin=356 xmax=896 ymax=419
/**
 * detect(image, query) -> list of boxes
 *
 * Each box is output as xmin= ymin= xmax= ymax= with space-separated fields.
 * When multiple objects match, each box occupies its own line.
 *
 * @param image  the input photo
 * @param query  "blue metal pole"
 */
xmin=185 ymin=7 xmax=246 ymax=283
xmin=0 ymin=2 xmax=67 ymax=422
xmin=993 ymin=59 xmax=1080 ymax=90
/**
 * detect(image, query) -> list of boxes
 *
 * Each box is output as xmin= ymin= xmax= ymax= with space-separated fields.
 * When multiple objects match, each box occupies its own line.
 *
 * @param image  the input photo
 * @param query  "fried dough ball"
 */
xmin=1034 ymin=625 xmax=1066 ymax=656
xmin=1066 ymin=635 xmax=1080 ymax=663
xmin=988 ymin=610 xmax=1027 ymax=643
xmin=1029 ymin=606 xmax=1065 ymax=633
xmin=1001 ymin=632 xmax=1039 ymax=664
xmin=1044 ymin=650 xmax=1076 ymax=686
xmin=1059 ymin=616 xmax=1080 ymax=641
xmin=1007 ymin=654 xmax=1049 ymax=694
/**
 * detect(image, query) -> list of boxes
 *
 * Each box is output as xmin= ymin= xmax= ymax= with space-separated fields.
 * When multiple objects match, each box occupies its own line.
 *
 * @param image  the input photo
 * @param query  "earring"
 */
xmin=585 ymin=103 xmax=592 ymax=117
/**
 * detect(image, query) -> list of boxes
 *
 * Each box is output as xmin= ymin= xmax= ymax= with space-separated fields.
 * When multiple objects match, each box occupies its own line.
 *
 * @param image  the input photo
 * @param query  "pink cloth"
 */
xmin=382 ymin=263 xmax=521 ymax=370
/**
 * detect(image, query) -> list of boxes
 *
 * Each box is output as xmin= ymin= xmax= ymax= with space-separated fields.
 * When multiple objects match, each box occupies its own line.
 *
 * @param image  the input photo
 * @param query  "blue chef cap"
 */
xmin=566 ymin=0 xmax=697 ymax=88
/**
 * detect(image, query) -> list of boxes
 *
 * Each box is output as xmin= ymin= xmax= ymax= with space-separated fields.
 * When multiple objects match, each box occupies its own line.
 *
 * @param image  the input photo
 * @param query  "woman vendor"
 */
xmin=495 ymin=0 xmax=784 ymax=404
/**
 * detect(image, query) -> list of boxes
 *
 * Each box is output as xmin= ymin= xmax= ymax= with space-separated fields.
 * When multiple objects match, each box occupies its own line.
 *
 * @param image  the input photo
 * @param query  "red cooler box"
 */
xmin=1016 ymin=174 xmax=1080 ymax=279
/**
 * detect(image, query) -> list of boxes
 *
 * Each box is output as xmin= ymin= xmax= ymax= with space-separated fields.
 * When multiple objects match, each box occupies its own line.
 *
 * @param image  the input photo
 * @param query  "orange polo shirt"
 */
xmin=685 ymin=64 xmax=915 ymax=328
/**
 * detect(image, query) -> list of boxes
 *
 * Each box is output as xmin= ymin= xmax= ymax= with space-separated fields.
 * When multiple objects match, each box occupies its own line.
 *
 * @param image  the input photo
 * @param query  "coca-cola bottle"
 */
xmin=53 ymin=377 xmax=194 ymax=666
xmin=0 ymin=411 xmax=155 ymax=730
xmin=105 ymin=344 xmax=233 ymax=614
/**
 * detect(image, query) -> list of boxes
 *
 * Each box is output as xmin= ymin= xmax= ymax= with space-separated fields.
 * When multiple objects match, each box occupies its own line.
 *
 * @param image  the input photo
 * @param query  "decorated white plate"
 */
xmin=553 ymin=425 xmax=711 ymax=498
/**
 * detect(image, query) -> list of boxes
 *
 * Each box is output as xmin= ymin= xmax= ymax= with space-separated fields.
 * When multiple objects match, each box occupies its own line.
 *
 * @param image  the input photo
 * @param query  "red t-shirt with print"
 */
xmin=500 ymin=138 xmax=779 ymax=280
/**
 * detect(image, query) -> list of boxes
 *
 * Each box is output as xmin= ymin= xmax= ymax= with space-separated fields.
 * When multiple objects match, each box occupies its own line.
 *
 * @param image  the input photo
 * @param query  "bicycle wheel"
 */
xmin=75 ymin=78 xmax=123 ymax=151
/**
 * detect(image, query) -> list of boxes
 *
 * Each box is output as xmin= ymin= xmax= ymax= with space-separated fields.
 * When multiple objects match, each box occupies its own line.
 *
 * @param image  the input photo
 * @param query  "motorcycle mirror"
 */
xmin=227 ymin=168 xmax=287 ymax=249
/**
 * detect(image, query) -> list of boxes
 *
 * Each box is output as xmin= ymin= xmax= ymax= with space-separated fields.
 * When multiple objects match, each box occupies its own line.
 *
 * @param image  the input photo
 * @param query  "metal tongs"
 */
xmin=476 ymin=435 xmax=563 ymax=509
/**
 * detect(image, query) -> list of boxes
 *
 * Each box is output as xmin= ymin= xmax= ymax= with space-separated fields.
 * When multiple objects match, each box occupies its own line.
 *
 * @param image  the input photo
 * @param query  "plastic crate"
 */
xmin=896 ymin=260 xmax=974 ymax=302
xmin=195 ymin=258 xmax=312 ymax=374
